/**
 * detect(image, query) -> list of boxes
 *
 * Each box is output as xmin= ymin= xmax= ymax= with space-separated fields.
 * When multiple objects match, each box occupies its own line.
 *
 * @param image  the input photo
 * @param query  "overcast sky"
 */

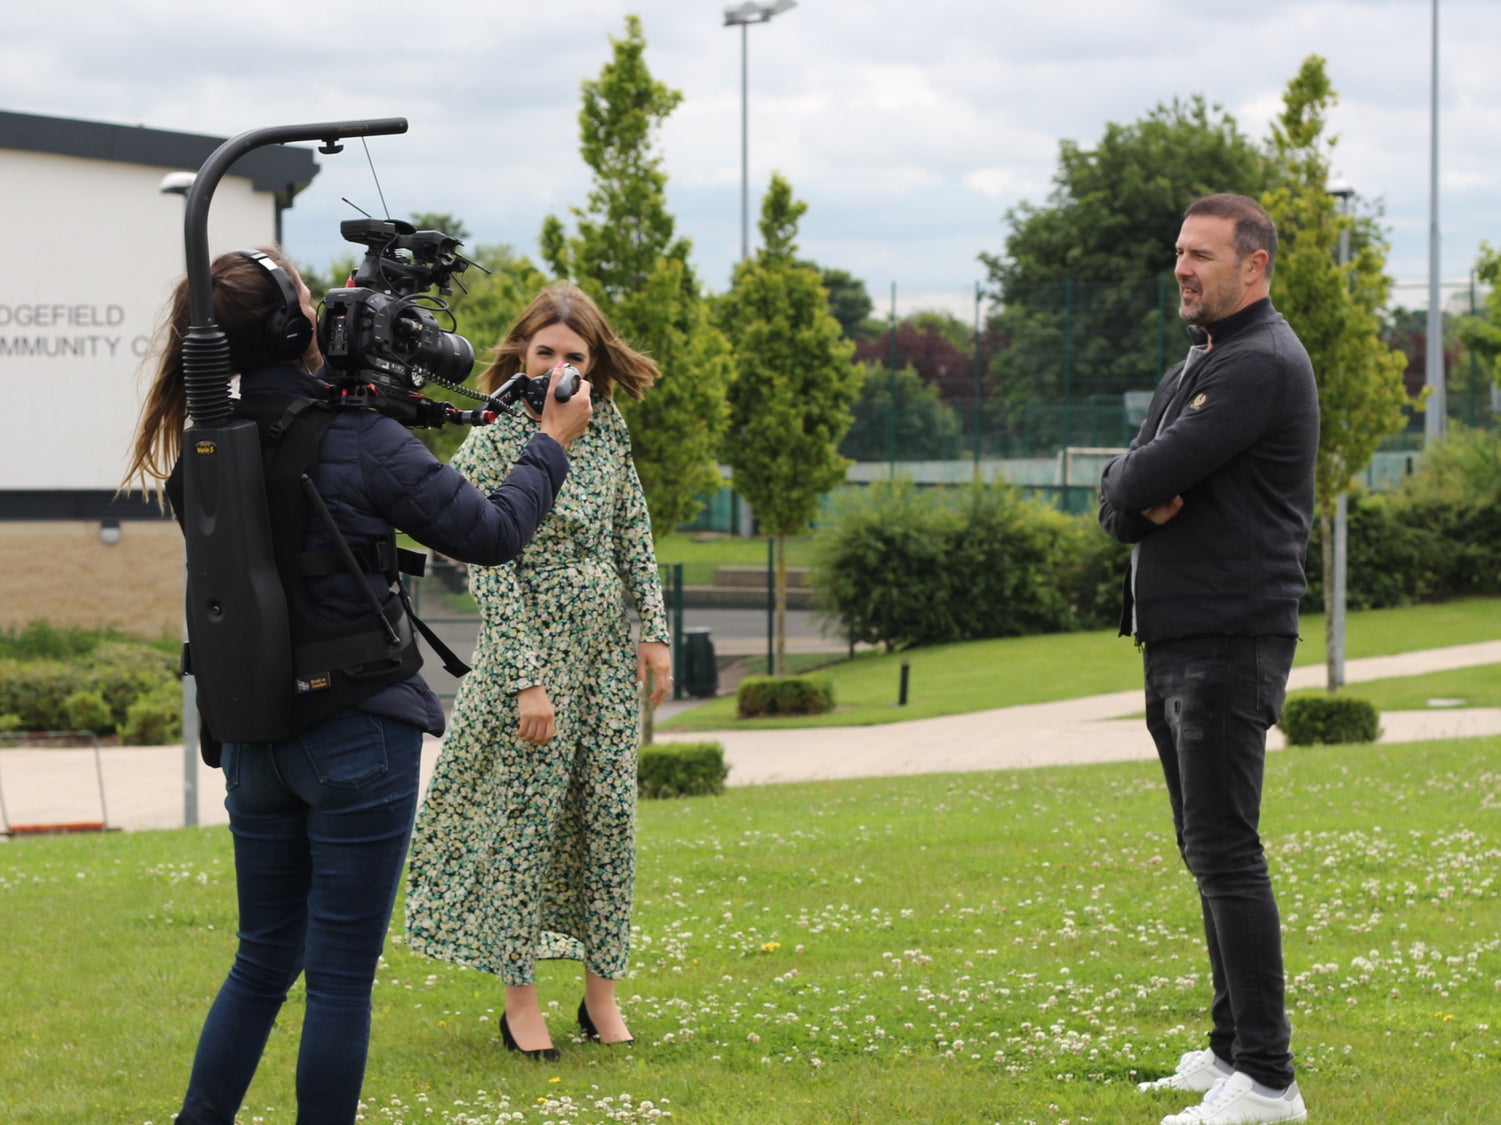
xmin=4 ymin=0 xmax=1498 ymax=319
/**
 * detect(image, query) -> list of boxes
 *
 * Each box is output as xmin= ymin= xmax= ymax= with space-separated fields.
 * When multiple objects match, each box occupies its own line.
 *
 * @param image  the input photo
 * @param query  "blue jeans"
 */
xmin=177 ymin=712 xmax=422 ymax=1125
xmin=1143 ymin=635 xmax=1297 ymax=1090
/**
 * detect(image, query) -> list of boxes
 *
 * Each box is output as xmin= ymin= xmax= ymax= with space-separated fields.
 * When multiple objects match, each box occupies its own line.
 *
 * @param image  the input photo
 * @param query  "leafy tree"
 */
xmin=541 ymin=15 xmax=731 ymax=533
xmin=1456 ymin=242 xmax=1501 ymax=420
xmin=854 ymin=313 xmax=983 ymax=399
xmin=981 ymin=96 xmax=1279 ymax=427
xmin=840 ymin=362 xmax=963 ymax=462
xmin=417 ymin=243 xmax=550 ymax=461
xmin=718 ymin=175 xmax=860 ymax=674
xmin=817 ymin=267 xmax=879 ymax=342
xmin=1261 ymin=55 xmax=1409 ymax=692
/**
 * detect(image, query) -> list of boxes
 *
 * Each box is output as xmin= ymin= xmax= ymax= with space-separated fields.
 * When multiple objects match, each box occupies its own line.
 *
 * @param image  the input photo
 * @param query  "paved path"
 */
xmin=2 ymin=642 xmax=1498 ymax=836
xmin=656 ymin=640 xmax=1501 ymax=786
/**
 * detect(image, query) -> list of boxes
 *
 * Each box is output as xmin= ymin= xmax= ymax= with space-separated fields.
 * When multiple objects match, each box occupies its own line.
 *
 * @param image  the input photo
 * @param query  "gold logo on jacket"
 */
xmin=1190 ymin=394 xmax=1208 ymax=410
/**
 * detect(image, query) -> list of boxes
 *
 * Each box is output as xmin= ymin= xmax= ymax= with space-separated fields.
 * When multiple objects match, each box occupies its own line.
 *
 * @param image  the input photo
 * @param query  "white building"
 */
xmin=0 ymin=109 xmax=318 ymax=638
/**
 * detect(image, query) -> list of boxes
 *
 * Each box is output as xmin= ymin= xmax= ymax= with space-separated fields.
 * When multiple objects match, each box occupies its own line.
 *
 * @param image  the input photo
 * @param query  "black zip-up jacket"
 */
xmin=1098 ymin=297 xmax=1319 ymax=643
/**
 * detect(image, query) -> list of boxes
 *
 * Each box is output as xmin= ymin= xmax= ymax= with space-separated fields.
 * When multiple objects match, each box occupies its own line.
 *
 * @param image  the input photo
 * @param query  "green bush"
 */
xmin=0 ymin=713 xmax=20 ymax=734
xmin=122 ymin=681 xmax=183 ymax=746
xmin=0 ymin=659 xmax=76 ymax=731
xmin=1279 ymin=694 xmax=1382 ymax=746
xmin=63 ymin=690 xmax=114 ymax=735
xmin=813 ymin=482 xmax=964 ymax=651
xmin=1301 ymin=491 xmax=1430 ymax=612
xmin=0 ymin=635 xmax=178 ymax=734
xmin=813 ymin=479 xmax=1128 ymax=651
xmin=1304 ymin=428 xmax=1501 ymax=613
xmin=638 ymin=741 xmax=728 ymax=799
xmin=736 ymin=674 xmax=834 ymax=718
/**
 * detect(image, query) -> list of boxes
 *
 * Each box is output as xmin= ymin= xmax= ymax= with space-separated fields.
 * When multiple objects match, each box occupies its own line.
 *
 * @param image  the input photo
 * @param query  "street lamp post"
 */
xmin=159 ymin=171 xmax=200 ymax=828
xmin=723 ymin=0 xmax=796 ymax=264
xmin=1327 ymin=181 xmax=1355 ymax=692
xmin=1425 ymin=0 xmax=1445 ymax=442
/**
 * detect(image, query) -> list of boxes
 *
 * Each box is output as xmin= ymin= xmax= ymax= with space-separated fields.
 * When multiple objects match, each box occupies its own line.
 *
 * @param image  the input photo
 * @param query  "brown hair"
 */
xmin=121 ymin=247 xmax=303 ymax=497
xmin=477 ymin=284 xmax=659 ymax=401
xmin=1184 ymin=193 xmax=1278 ymax=279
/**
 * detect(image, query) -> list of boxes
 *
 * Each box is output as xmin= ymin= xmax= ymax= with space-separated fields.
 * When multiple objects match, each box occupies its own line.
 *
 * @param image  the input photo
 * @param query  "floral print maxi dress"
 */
xmin=404 ymin=397 xmax=669 ymax=984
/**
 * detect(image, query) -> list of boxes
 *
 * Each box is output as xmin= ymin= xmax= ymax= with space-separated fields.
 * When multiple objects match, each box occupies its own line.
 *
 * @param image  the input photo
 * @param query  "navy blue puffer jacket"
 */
xmin=245 ymin=365 xmax=568 ymax=733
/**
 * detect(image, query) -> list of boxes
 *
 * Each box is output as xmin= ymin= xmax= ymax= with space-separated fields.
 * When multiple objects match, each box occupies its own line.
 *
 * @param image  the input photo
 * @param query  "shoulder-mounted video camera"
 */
xmin=316 ymin=218 xmax=480 ymax=426
xmin=315 ymin=217 xmax=582 ymax=427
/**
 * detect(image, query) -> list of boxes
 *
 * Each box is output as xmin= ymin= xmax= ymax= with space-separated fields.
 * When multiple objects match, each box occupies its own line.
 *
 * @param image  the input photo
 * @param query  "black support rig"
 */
xmin=178 ymin=119 xmax=407 ymax=744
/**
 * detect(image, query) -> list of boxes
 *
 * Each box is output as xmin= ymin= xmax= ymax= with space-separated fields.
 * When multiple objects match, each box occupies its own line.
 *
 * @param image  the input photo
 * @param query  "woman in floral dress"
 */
xmin=405 ymin=285 xmax=672 ymax=1057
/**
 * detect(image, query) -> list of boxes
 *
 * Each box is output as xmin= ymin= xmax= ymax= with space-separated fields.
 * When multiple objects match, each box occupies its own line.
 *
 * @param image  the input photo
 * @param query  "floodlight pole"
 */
xmin=1326 ymin=182 xmax=1355 ymax=692
xmin=1425 ymin=0 xmax=1445 ymax=443
xmin=723 ymin=1 xmax=797 ymax=263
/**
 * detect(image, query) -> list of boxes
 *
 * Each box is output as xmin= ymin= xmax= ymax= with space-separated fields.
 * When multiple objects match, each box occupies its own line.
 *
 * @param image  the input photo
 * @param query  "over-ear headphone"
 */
xmin=235 ymin=249 xmax=313 ymax=361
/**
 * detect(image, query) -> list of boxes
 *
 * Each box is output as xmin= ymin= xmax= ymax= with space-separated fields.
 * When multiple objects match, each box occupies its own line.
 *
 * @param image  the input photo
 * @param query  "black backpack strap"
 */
xmin=395 ymin=579 xmax=471 ymax=677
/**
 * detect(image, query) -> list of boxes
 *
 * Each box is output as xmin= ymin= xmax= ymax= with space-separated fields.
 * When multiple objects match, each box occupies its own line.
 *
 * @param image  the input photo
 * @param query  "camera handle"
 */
xmin=491 ymin=364 xmax=583 ymax=415
xmin=182 ymin=118 xmax=408 ymax=427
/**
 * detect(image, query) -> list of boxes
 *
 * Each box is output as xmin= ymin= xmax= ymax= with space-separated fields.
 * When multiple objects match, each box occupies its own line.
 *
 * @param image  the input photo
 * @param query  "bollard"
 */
xmin=898 ymin=661 xmax=910 ymax=706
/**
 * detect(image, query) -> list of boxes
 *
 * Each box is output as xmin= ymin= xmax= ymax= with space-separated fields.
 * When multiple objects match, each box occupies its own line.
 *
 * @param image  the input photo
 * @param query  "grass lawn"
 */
xmin=2 ymin=734 xmax=1498 ymax=1123
xmin=1299 ymin=662 xmax=1501 ymax=711
xmin=660 ymin=598 xmax=1501 ymax=732
xmin=654 ymin=533 xmax=815 ymax=588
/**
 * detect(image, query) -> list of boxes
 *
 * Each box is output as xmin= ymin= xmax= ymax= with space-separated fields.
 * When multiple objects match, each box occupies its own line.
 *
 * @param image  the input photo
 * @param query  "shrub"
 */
xmin=0 ymin=621 xmax=108 ymax=660
xmin=80 ymin=642 xmax=179 ymax=729
xmin=813 ymin=481 xmax=964 ymax=651
xmin=0 ymin=713 xmax=20 ymax=734
xmin=0 ymin=635 xmax=179 ymax=734
xmin=814 ymin=479 xmax=1127 ymax=650
xmin=122 ymin=681 xmax=183 ymax=746
xmin=1304 ymin=427 xmax=1501 ymax=610
xmin=737 ymin=674 xmax=834 ymax=718
xmin=1301 ymin=491 xmax=1430 ymax=613
xmin=1279 ymin=694 xmax=1381 ymax=746
xmin=638 ymin=741 xmax=728 ymax=799
xmin=0 ymin=659 xmax=75 ymax=731
xmin=63 ymin=690 xmax=114 ymax=735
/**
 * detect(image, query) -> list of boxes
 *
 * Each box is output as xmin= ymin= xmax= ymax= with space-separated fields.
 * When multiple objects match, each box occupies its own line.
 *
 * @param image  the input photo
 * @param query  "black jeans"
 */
xmin=1143 ymin=634 xmax=1297 ymax=1090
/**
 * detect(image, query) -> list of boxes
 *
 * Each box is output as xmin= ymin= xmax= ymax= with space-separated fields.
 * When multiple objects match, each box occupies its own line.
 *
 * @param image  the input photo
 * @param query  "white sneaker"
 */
xmin=1161 ymin=1071 xmax=1308 ymax=1125
xmin=1138 ymin=1048 xmax=1233 ymax=1092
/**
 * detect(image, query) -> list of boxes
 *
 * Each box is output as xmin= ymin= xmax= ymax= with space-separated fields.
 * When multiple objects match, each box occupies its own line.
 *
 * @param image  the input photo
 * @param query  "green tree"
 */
xmin=1261 ymin=55 xmax=1409 ymax=692
xmin=981 ymin=96 xmax=1279 ymax=430
xmin=718 ymin=175 xmax=860 ymax=674
xmin=418 ymin=242 xmax=549 ymax=462
xmin=541 ymin=15 xmax=730 ymax=532
xmin=840 ymin=362 xmax=963 ymax=461
xmin=817 ymin=267 xmax=879 ymax=342
xmin=1457 ymin=242 xmax=1501 ymax=415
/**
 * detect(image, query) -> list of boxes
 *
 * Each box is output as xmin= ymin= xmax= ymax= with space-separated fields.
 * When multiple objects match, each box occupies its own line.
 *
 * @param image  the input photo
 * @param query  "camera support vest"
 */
xmin=174 ymin=393 xmax=469 ymax=760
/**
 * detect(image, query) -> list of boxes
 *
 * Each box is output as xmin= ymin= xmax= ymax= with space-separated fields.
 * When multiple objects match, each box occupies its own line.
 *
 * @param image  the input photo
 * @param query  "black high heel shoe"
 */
xmin=501 ymin=1012 xmax=560 ymax=1061
xmin=578 ymin=998 xmax=634 ymax=1046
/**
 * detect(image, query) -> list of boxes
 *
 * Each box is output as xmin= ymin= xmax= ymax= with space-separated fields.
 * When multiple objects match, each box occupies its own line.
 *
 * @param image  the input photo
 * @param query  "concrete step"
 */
xmin=680 ymin=584 xmax=816 ymax=610
xmin=712 ymin=566 xmax=813 ymax=589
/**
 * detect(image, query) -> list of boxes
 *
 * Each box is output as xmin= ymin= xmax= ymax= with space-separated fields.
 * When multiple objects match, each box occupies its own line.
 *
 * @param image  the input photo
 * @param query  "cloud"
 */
xmin=2 ymin=0 xmax=1497 ymax=316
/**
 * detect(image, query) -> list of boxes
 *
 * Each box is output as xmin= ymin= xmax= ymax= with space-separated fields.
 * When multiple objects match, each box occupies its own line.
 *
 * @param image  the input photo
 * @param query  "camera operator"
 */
xmin=122 ymin=245 xmax=591 ymax=1125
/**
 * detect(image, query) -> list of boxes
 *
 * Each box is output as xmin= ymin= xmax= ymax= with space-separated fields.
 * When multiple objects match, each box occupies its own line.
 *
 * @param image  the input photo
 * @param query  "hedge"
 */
xmin=639 ymin=741 xmax=729 ymax=799
xmin=812 ymin=479 xmax=1129 ymax=652
xmin=736 ymin=675 xmax=835 ymax=719
xmin=1279 ymin=695 xmax=1382 ymax=746
xmin=0 ymin=638 xmax=178 ymax=735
